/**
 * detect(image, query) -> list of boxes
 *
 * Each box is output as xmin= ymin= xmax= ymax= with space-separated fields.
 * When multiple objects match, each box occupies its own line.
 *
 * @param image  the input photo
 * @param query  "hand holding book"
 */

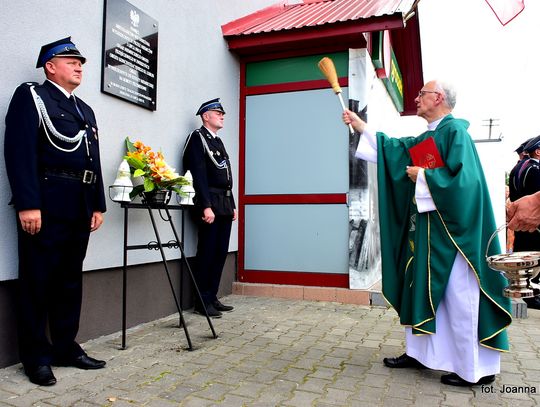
xmin=408 ymin=137 xmax=444 ymax=169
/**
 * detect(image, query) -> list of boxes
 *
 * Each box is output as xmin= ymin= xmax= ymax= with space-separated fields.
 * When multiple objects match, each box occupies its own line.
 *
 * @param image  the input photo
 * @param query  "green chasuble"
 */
xmin=376 ymin=114 xmax=512 ymax=351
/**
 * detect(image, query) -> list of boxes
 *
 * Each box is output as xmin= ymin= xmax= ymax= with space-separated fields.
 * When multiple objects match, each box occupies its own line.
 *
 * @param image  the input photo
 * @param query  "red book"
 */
xmin=408 ymin=137 xmax=444 ymax=169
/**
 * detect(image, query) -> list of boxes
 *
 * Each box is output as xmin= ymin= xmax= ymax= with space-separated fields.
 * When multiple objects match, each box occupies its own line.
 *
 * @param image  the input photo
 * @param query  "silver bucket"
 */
xmin=486 ymin=224 xmax=540 ymax=298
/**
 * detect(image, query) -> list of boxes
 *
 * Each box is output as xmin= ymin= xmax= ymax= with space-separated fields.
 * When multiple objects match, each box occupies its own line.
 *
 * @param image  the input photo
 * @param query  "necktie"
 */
xmin=70 ymin=95 xmax=84 ymax=119
xmin=214 ymin=136 xmax=225 ymax=148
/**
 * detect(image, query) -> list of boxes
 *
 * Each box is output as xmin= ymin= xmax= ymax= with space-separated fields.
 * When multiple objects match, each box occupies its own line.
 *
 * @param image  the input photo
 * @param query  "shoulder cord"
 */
xmin=521 ymin=165 xmax=535 ymax=192
xmin=29 ymin=86 xmax=87 ymax=153
xmin=182 ymin=129 xmax=231 ymax=183
xmin=196 ymin=130 xmax=231 ymax=184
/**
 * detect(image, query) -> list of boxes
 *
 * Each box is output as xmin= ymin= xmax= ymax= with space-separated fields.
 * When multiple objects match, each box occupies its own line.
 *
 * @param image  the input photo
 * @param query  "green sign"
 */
xmin=371 ymin=31 xmax=404 ymax=112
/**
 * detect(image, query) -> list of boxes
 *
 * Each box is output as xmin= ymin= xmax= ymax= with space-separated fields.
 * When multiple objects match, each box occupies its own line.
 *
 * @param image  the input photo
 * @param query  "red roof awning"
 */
xmin=222 ymin=0 xmax=423 ymax=115
xmin=222 ymin=0 xmax=417 ymax=37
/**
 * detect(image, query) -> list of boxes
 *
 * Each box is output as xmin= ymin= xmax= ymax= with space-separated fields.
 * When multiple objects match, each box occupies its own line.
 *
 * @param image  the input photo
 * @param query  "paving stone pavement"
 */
xmin=1 ymin=295 xmax=540 ymax=406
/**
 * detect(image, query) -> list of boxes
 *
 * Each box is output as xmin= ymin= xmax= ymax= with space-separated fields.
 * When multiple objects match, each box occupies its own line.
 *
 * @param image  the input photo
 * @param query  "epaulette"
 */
xmin=17 ymin=82 xmax=40 ymax=96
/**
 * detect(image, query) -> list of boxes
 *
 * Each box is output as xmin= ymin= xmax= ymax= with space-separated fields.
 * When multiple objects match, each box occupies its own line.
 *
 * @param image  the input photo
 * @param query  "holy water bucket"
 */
xmin=486 ymin=224 xmax=540 ymax=298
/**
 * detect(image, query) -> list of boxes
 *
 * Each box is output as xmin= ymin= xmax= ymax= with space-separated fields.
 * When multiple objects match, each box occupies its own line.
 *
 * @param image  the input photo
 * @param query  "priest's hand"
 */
xmin=342 ymin=109 xmax=366 ymax=133
xmin=406 ymin=166 xmax=421 ymax=183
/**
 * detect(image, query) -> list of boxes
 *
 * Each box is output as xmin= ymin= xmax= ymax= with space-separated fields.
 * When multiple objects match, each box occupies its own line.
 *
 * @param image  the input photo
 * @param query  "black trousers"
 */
xmin=16 ymin=213 xmax=91 ymax=367
xmin=194 ymin=215 xmax=233 ymax=305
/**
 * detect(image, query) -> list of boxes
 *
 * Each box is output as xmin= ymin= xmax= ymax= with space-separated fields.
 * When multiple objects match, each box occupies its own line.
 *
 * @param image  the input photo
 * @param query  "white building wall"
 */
xmin=0 ymin=0 xmax=276 ymax=281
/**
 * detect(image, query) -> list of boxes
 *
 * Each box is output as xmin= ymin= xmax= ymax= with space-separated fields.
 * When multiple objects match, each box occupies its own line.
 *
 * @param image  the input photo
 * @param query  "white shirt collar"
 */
xmin=47 ymin=79 xmax=73 ymax=99
xmin=203 ymin=126 xmax=219 ymax=138
xmin=427 ymin=115 xmax=447 ymax=131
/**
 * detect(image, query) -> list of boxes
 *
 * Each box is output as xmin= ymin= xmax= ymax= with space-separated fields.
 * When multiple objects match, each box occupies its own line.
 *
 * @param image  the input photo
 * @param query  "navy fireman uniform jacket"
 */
xmin=4 ymin=80 xmax=106 ymax=220
xmin=182 ymin=126 xmax=235 ymax=216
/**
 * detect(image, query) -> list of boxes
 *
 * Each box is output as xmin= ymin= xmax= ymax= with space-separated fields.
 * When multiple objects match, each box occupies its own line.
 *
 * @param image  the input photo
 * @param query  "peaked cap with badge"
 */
xmin=196 ymin=98 xmax=226 ymax=116
xmin=36 ymin=36 xmax=86 ymax=68
xmin=515 ymin=138 xmax=532 ymax=155
xmin=524 ymin=135 xmax=540 ymax=154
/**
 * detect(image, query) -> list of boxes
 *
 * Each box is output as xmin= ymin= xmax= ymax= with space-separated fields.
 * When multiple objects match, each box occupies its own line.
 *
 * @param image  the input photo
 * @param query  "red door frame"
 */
xmin=237 ymin=50 xmax=350 ymax=288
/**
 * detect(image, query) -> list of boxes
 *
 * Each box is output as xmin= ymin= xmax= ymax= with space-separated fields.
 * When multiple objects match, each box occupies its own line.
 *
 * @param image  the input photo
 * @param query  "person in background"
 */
xmin=508 ymin=135 xmax=540 ymax=309
xmin=509 ymin=138 xmax=532 ymax=202
xmin=182 ymin=98 xmax=236 ymax=318
xmin=3 ymin=37 xmax=107 ymax=386
xmin=507 ymin=138 xmax=531 ymax=254
xmin=342 ymin=80 xmax=512 ymax=387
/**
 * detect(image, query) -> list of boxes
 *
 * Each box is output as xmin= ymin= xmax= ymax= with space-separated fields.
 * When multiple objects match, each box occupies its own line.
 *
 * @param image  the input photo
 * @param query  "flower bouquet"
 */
xmin=124 ymin=137 xmax=191 ymax=204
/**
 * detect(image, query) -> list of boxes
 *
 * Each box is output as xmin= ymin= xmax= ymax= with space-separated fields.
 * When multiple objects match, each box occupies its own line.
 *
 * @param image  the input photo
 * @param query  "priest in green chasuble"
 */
xmin=343 ymin=80 xmax=512 ymax=387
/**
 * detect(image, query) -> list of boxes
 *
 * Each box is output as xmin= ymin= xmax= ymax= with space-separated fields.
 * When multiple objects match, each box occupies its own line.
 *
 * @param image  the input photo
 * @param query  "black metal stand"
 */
xmin=119 ymin=201 xmax=217 ymax=351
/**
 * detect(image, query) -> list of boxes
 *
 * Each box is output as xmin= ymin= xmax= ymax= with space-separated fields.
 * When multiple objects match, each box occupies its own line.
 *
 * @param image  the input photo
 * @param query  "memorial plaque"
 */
xmin=102 ymin=0 xmax=158 ymax=110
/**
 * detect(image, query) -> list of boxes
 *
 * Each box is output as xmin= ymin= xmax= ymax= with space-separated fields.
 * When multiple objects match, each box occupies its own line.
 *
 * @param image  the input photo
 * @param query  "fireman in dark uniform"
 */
xmin=4 ymin=37 xmax=106 ymax=386
xmin=183 ymin=98 xmax=236 ymax=318
xmin=510 ymin=135 xmax=540 ymax=309
xmin=509 ymin=138 xmax=531 ymax=202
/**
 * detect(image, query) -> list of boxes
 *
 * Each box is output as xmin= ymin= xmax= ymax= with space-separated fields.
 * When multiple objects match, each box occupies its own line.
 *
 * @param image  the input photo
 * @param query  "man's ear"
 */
xmin=44 ymin=60 xmax=55 ymax=76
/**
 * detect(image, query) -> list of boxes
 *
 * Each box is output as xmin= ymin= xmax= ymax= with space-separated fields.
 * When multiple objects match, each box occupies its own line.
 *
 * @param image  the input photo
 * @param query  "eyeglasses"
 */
xmin=417 ymin=90 xmax=440 ymax=98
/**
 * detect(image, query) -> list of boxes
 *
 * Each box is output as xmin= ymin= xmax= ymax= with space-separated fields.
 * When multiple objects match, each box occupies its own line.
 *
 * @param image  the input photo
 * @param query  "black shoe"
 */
xmin=194 ymin=303 xmax=222 ymax=318
xmin=524 ymin=296 xmax=540 ymax=310
xmin=213 ymin=299 xmax=234 ymax=312
xmin=441 ymin=372 xmax=495 ymax=387
xmin=383 ymin=353 xmax=426 ymax=369
xmin=24 ymin=365 xmax=56 ymax=386
xmin=54 ymin=354 xmax=106 ymax=370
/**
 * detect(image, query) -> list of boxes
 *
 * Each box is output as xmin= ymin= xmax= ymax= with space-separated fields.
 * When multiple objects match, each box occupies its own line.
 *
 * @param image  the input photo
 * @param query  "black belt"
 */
xmin=209 ymin=187 xmax=232 ymax=197
xmin=43 ymin=168 xmax=97 ymax=185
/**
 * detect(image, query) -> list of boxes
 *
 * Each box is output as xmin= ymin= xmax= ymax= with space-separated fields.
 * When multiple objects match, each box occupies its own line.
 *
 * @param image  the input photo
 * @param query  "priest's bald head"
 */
xmin=415 ymin=80 xmax=456 ymax=123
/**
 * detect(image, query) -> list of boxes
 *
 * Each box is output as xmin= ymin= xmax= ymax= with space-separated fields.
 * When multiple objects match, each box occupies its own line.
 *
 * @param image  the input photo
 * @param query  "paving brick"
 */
xmin=253 ymin=390 xmax=292 ymax=406
xmin=386 ymin=382 xmax=415 ymax=400
xmin=190 ymin=382 xmax=232 ymax=401
xmin=159 ymin=384 xmax=198 ymax=403
xmin=229 ymin=381 xmax=267 ymax=398
xmin=317 ymin=387 xmax=354 ymax=404
xmin=282 ymin=390 xmax=320 ymax=406
xmin=413 ymin=394 xmax=445 ymax=406
xmin=441 ymin=389 xmax=474 ymax=406
xmin=330 ymin=375 xmax=359 ymax=392
xmin=349 ymin=385 xmax=385 ymax=402
xmin=242 ymin=369 xmax=280 ymax=384
xmin=179 ymin=396 xmax=215 ymax=407
xmin=380 ymin=396 xmax=415 ymax=407
xmin=308 ymin=366 xmax=341 ymax=381
xmin=297 ymin=377 xmax=331 ymax=394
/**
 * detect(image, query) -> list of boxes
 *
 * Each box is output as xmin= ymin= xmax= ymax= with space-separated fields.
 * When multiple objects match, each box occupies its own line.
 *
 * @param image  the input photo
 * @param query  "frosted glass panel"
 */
xmin=244 ymin=204 xmax=348 ymax=274
xmin=245 ymin=89 xmax=348 ymax=195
